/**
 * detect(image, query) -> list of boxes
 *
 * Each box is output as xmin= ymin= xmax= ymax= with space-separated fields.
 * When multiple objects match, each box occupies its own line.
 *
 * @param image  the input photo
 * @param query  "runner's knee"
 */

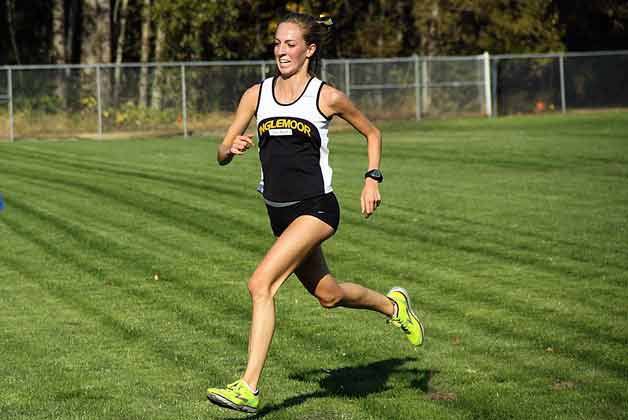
xmin=248 ymin=276 xmax=273 ymax=301
xmin=316 ymin=287 xmax=343 ymax=309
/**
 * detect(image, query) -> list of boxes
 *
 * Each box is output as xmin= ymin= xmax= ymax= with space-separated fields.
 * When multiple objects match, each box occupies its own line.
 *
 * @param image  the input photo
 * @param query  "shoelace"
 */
xmin=226 ymin=381 xmax=256 ymax=401
xmin=389 ymin=317 xmax=411 ymax=334
xmin=226 ymin=381 xmax=242 ymax=391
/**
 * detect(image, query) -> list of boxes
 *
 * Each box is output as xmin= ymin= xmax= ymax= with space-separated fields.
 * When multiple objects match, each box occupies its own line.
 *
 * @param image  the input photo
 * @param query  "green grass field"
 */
xmin=1 ymin=112 xmax=627 ymax=420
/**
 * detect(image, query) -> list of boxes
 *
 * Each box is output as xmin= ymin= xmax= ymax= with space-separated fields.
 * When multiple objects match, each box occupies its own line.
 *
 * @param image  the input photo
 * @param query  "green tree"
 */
xmin=2 ymin=0 xmax=627 ymax=66
xmin=152 ymin=0 xmax=241 ymax=60
xmin=1 ymin=0 xmax=51 ymax=65
xmin=81 ymin=0 xmax=112 ymax=64
xmin=113 ymin=0 xmax=129 ymax=104
xmin=139 ymin=0 xmax=151 ymax=107
xmin=413 ymin=0 xmax=564 ymax=55
xmin=554 ymin=0 xmax=628 ymax=51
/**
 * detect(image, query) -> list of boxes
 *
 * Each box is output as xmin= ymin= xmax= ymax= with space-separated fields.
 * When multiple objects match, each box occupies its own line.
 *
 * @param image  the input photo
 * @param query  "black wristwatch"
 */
xmin=364 ymin=169 xmax=384 ymax=183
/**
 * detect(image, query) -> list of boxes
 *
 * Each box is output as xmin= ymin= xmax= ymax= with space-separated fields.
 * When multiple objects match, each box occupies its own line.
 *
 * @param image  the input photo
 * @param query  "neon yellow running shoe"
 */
xmin=387 ymin=287 xmax=425 ymax=346
xmin=207 ymin=379 xmax=259 ymax=414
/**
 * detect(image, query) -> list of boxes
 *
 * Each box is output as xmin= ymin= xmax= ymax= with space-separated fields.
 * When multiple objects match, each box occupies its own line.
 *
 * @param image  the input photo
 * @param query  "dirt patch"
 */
xmin=551 ymin=380 xmax=576 ymax=391
xmin=429 ymin=391 xmax=457 ymax=401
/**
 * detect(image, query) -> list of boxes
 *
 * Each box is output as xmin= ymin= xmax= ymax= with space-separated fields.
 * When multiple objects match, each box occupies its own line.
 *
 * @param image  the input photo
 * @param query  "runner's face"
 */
xmin=274 ymin=22 xmax=315 ymax=76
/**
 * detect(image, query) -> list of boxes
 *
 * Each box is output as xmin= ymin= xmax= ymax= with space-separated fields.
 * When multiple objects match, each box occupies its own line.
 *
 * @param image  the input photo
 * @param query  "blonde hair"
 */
xmin=279 ymin=12 xmax=333 ymax=77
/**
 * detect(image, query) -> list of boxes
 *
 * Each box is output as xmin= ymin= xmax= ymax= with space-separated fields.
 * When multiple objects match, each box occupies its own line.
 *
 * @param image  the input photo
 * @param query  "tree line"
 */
xmin=1 ymin=0 xmax=627 ymax=67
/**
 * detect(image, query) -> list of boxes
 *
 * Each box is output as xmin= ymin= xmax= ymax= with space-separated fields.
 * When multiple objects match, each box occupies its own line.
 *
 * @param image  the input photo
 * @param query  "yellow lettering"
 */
xmin=258 ymin=118 xmax=313 ymax=137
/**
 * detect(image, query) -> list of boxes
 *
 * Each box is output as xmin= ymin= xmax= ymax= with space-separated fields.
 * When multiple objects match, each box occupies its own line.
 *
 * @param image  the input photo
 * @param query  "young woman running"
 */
xmin=207 ymin=12 xmax=424 ymax=414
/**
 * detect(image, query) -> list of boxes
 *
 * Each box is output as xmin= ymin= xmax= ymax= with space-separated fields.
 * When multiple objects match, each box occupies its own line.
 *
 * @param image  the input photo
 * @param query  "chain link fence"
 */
xmin=1 ymin=50 xmax=626 ymax=141
xmin=492 ymin=51 xmax=628 ymax=115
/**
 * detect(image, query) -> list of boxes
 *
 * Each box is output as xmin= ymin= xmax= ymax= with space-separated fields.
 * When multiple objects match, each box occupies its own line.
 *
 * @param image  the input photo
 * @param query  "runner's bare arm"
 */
xmin=217 ymin=84 xmax=261 ymax=165
xmin=319 ymin=85 xmax=381 ymax=170
xmin=320 ymin=85 xmax=382 ymax=217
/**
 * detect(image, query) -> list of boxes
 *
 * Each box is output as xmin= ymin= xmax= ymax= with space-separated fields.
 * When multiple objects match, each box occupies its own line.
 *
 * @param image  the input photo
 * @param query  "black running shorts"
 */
xmin=265 ymin=193 xmax=340 ymax=237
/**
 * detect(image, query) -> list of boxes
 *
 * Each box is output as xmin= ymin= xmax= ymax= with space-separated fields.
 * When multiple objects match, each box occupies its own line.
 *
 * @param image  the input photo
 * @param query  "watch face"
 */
xmin=366 ymin=169 xmax=383 ymax=182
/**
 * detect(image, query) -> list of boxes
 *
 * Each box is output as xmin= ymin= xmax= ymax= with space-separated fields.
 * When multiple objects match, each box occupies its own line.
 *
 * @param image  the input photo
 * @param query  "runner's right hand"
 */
xmin=230 ymin=134 xmax=254 ymax=155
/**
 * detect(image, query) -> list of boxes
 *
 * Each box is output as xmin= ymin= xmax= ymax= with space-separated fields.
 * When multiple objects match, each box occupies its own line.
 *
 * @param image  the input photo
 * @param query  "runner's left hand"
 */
xmin=361 ymin=179 xmax=381 ymax=218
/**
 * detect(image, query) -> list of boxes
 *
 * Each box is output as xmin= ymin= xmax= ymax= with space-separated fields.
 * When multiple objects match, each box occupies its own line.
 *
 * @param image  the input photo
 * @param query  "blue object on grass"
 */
xmin=0 ymin=193 xmax=4 ymax=211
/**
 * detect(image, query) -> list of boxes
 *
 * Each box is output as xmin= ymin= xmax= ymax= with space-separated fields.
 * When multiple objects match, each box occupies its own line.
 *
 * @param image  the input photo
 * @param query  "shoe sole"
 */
xmin=388 ymin=286 xmax=425 ymax=346
xmin=207 ymin=392 xmax=257 ymax=414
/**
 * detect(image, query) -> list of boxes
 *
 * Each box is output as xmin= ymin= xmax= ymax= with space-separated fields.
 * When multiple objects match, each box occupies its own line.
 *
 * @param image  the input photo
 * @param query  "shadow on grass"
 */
xmin=223 ymin=357 xmax=436 ymax=419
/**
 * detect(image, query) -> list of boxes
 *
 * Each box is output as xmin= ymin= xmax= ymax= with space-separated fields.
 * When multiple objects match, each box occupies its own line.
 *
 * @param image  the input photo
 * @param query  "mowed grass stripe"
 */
xmin=386 ymin=204 xmax=627 ymax=273
xmin=0 ymin=250 xmax=214 ymax=419
xmin=2 ymin=135 xmax=624 ymax=358
xmin=1 ymin=112 xmax=627 ymax=419
xmin=0 ymin=201 xmax=243 ymax=357
xmin=0 ymin=156 xmax=271 ymax=255
xmin=0 ymin=206 xmax=287 ymax=419
xmin=15 ymin=138 xmax=620 ymax=286
xmin=0 ymin=204 xmax=378 ymax=419
xmin=0 ymin=186 xmax=260 ymax=340
xmin=0 ymin=145 xmax=258 ymax=213
xmin=0 ymin=147 xmax=380 ymax=338
xmin=0 ymin=173 xmax=383 ymax=418
xmin=0 ymin=144 xmax=620 ymax=308
xmin=0 ymin=155 xmax=446 ymax=420
xmin=0 ymin=176 xmax=255 ymax=338
xmin=6 ymin=161 xmax=624 ymax=360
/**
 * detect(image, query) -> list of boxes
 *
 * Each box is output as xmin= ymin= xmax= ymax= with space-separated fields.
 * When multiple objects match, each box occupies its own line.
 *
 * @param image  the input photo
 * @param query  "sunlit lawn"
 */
xmin=1 ymin=112 xmax=627 ymax=419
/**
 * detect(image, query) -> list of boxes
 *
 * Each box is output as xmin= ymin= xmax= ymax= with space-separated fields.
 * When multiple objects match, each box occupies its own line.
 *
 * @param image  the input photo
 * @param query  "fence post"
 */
xmin=8 ymin=68 xmax=14 ymax=142
xmin=344 ymin=59 xmax=351 ymax=98
xmin=413 ymin=54 xmax=421 ymax=121
xmin=559 ymin=53 xmax=567 ymax=114
xmin=260 ymin=62 xmax=266 ymax=80
xmin=96 ymin=65 xmax=103 ymax=138
xmin=321 ymin=59 xmax=327 ymax=82
xmin=421 ymin=58 xmax=429 ymax=114
xmin=483 ymin=52 xmax=493 ymax=117
xmin=491 ymin=58 xmax=499 ymax=117
xmin=180 ymin=64 xmax=188 ymax=138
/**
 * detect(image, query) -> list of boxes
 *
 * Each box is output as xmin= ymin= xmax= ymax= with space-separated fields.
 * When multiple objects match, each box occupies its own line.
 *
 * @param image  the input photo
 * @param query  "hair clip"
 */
xmin=317 ymin=14 xmax=333 ymax=27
